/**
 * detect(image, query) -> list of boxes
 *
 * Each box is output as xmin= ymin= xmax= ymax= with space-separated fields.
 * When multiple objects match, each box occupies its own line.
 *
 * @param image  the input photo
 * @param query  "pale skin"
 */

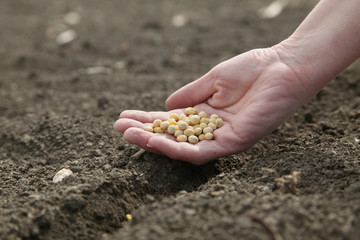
xmin=115 ymin=0 xmax=360 ymax=165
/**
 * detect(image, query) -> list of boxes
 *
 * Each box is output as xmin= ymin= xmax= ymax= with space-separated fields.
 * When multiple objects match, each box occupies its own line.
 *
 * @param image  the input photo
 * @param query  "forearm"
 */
xmin=274 ymin=0 xmax=360 ymax=101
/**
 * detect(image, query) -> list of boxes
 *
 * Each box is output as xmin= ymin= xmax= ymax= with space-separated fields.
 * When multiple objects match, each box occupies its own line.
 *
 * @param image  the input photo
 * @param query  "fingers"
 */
xmin=114 ymin=118 xmax=228 ymax=164
xmin=119 ymin=110 xmax=183 ymax=123
xmin=125 ymin=129 xmax=227 ymax=164
xmin=115 ymin=106 xmax=238 ymax=164
xmin=114 ymin=118 xmax=144 ymax=133
xmin=165 ymin=71 xmax=217 ymax=110
xmin=122 ymin=127 xmax=162 ymax=154
xmin=147 ymin=137 xmax=226 ymax=165
xmin=119 ymin=124 xmax=223 ymax=164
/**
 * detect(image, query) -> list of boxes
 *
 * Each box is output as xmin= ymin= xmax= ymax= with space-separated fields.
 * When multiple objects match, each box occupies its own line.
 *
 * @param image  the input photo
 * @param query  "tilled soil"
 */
xmin=1 ymin=0 xmax=359 ymax=239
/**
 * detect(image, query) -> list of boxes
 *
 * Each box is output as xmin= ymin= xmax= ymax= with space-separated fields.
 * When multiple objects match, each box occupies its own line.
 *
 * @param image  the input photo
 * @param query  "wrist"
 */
xmin=272 ymin=0 xmax=360 ymax=101
xmin=272 ymin=37 xmax=309 ymax=80
xmin=272 ymin=34 xmax=341 ymax=101
xmin=271 ymin=38 xmax=316 ymax=102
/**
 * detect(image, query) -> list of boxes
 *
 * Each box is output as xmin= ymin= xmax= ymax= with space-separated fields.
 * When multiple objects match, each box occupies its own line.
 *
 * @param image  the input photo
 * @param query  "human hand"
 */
xmin=115 ymin=47 xmax=308 ymax=164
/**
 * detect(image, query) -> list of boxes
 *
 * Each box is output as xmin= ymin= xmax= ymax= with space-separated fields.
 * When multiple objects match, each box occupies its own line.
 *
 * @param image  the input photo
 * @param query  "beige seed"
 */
xmin=178 ymin=121 xmax=188 ymax=130
xmin=208 ymin=122 xmax=217 ymax=130
xmin=188 ymin=135 xmax=199 ymax=144
xmin=167 ymin=125 xmax=176 ymax=135
xmin=190 ymin=115 xmax=200 ymax=125
xmin=149 ymin=108 xmax=221 ymax=143
xmin=126 ymin=214 xmax=132 ymax=221
xmin=153 ymin=119 xmax=162 ymax=128
xmin=194 ymin=127 xmax=202 ymax=136
xmin=198 ymin=134 xmax=205 ymax=141
xmin=183 ymin=117 xmax=191 ymax=125
xmin=179 ymin=114 xmax=187 ymax=120
xmin=215 ymin=118 xmax=224 ymax=128
xmin=177 ymin=135 xmax=187 ymax=142
xmin=174 ymin=130 xmax=184 ymax=137
xmin=170 ymin=113 xmax=179 ymax=121
xmin=160 ymin=121 xmax=170 ymax=130
xmin=154 ymin=127 xmax=163 ymax=133
xmin=210 ymin=114 xmax=219 ymax=119
xmin=168 ymin=118 xmax=177 ymax=125
xmin=186 ymin=126 xmax=195 ymax=130
xmin=198 ymin=111 xmax=208 ymax=119
xmin=200 ymin=118 xmax=209 ymax=124
xmin=203 ymin=127 xmax=213 ymax=134
xmin=209 ymin=118 xmax=216 ymax=124
xmin=204 ymin=132 xmax=214 ymax=140
xmin=184 ymin=128 xmax=195 ymax=137
xmin=185 ymin=107 xmax=197 ymax=116
xmin=144 ymin=126 xmax=153 ymax=132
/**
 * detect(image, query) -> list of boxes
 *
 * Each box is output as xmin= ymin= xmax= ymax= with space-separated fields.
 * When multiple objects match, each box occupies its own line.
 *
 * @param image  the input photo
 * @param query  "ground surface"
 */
xmin=1 ymin=0 xmax=359 ymax=239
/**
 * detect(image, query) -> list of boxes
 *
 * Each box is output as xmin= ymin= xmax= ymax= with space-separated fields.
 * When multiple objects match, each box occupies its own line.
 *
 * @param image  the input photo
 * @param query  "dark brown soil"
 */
xmin=1 ymin=0 xmax=359 ymax=239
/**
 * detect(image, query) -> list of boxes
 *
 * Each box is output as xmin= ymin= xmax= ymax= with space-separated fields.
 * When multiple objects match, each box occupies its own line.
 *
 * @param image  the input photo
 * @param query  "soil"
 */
xmin=1 ymin=0 xmax=359 ymax=239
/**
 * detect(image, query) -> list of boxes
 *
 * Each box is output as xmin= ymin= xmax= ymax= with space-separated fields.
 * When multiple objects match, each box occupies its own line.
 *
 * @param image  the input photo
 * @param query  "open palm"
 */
xmin=115 ymin=47 xmax=308 ymax=164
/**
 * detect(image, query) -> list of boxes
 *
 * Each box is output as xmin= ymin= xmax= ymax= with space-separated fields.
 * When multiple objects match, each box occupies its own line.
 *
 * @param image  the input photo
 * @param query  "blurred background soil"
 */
xmin=0 ymin=0 xmax=359 ymax=239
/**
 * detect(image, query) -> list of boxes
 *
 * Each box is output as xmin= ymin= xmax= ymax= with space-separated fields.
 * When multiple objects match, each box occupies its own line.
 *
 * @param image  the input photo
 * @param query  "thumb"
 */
xmin=165 ymin=71 xmax=216 ymax=110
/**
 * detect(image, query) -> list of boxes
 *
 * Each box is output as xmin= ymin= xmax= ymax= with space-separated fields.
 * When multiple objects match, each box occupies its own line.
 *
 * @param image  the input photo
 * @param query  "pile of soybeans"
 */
xmin=144 ymin=107 xmax=223 ymax=144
